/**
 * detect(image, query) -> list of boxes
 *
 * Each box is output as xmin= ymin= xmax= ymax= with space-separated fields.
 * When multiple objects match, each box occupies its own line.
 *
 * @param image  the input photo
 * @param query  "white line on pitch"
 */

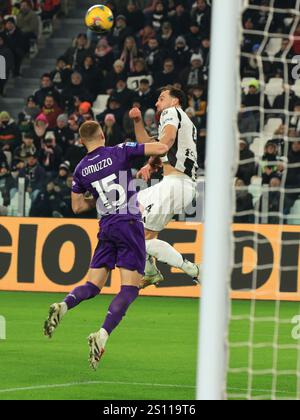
xmin=0 ymin=381 xmax=295 ymax=396
xmin=0 ymin=380 xmax=195 ymax=394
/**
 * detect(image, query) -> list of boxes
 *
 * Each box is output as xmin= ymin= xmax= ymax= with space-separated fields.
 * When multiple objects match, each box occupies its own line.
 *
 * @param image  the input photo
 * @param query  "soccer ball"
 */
xmin=85 ymin=4 xmax=114 ymax=34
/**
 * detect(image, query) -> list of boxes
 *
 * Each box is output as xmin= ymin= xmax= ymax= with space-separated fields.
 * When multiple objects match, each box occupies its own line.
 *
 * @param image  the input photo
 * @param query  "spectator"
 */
xmin=191 ymin=0 xmax=211 ymax=38
xmin=124 ymin=0 xmax=145 ymax=33
xmin=171 ymin=36 xmax=191 ymax=73
xmin=234 ymin=178 xmax=254 ymax=224
xmin=4 ymin=17 xmax=26 ymax=77
xmin=29 ymin=181 xmax=60 ymax=217
xmin=103 ymin=114 xmax=123 ymax=147
xmin=148 ymin=1 xmax=166 ymax=32
xmin=22 ymin=152 xmax=47 ymax=203
xmin=0 ymin=111 xmax=21 ymax=154
xmin=40 ymin=0 xmax=61 ymax=22
xmin=111 ymin=78 xmax=135 ymax=110
xmin=154 ymin=58 xmax=176 ymax=87
xmin=41 ymin=95 xmax=63 ymax=129
xmin=158 ymin=21 xmax=175 ymax=52
xmin=61 ymin=71 xmax=93 ymax=112
xmin=63 ymin=33 xmax=92 ymax=70
xmin=94 ymin=38 xmax=115 ymax=73
xmin=39 ymin=131 xmax=62 ymax=174
xmin=170 ymin=3 xmax=191 ymax=35
xmin=144 ymin=108 xmax=158 ymax=138
xmin=0 ymin=34 xmax=14 ymax=96
xmin=257 ymin=175 xmax=283 ymax=225
xmin=119 ymin=36 xmax=141 ymax=73
xmin=143 ymin=37 xmax=164 ymax=74
xmin=96 ymin=96 xmax=124 ymax=127
xmin=14 ymin=132 xmax=37 ymax=161
xmin=33 ymin=113 xmax=49 ymax=148
xmin=0 ymin=161 xmax=17 ymax=206
xmin=20 ymin=95 xmax=41 ymax=121
xmin=109 ymin=15 xmax=133 ymax=53
xmin=64 ymin=137 xmax=86 ymax=171
xmin=185 ymin=21 xmax=202 ymax=50
xmin=102 ymin=59 xmax=127 ymax=94
xmin=123 ymin=98 xmax=142 ymax=138
xmin=53 ymin=114 xmax=75 ymax=153
xmin=242 ymin=80 xmax=261 ymax=127
xmin=50 ymin=57 xmax=72 ymax=90
xmin=236 ymin=139 xmax=256 ymax=185
xmin=188 ymin=85 xmax=207 ymax=123
xmin=128 ymin=57 xmax=149 ymax=78
xmin=138 ymin=25 xmax=156 ymax=48
xmin=80 ymin=55 xmax=100 ymax=100
xmin=33 ymin=73 xmax=61 ymax=108
xmin=53 ymin=160 xmax=71 ymax=192
xmin=261 ymin=140 xmax=284 ymax=185
xmin=16 ymin=0 xmax=39 ymax=53
xmin=180 ymin=53 xmax=205 ymax=89
xmin=238 ymin=104 xmax=258 ymax=143
xmin=135 ymin=79 xmax=156 ymax=111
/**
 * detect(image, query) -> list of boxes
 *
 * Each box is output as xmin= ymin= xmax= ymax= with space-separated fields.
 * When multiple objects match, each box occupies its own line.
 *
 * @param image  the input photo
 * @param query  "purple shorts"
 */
xmin=90 ymin=219 xmax=146 ymax=275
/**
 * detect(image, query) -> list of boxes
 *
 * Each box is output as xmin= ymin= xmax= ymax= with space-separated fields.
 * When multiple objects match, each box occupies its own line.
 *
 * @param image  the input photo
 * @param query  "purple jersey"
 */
xmin=72 ymin=142 xmax=145 ymax=227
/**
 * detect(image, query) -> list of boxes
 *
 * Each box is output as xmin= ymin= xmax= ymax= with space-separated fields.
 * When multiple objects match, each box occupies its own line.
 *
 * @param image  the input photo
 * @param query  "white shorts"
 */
xmin=137 ymin=175 xmax=197 ymax=232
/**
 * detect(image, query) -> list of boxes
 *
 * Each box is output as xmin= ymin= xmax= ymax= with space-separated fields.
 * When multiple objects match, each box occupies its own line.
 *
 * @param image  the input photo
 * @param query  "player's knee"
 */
xmin=145 ymin=229 xmax=158 ymax=240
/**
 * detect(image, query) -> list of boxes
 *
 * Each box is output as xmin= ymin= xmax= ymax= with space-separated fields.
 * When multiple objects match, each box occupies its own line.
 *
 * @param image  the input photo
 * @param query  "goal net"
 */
xmin=227 ymin=0 xmax=300 ymax=400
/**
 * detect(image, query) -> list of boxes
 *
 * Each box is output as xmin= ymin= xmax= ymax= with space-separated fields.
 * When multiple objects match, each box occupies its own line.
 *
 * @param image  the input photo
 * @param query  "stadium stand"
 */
xmin=0 ymin=0 xmax=299 ymax=225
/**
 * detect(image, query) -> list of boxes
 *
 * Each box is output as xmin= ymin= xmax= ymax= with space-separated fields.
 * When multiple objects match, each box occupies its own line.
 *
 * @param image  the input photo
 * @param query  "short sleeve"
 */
xmin=117 ymin=142 xmax=145 ymax=162
xmin=72 ymin=167 xmax=86 ymax=194
xmin=160 ymin=108 xmax=180 ymax=131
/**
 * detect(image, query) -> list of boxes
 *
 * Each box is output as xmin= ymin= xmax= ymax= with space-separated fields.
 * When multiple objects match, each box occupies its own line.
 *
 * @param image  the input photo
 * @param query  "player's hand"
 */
xmin=137 ymin=164 xmax=155 ymax=182
xmin=129 ymin=107 xmax=142 ymax=123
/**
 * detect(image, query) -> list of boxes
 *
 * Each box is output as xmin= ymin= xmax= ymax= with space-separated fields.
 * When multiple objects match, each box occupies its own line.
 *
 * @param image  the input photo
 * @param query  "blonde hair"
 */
xmin=79 ymin=121 xmax=102 ymax=142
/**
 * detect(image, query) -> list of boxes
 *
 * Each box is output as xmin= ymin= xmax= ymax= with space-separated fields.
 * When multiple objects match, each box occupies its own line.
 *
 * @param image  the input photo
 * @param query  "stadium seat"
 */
xmin=92 ymin=95 xmax=110 ymax=115
xmin=249 ymin=176 xmax=263 ymax=205
xmin=265 ymin=78 xmax=284 ymax=106
xmin=265 ymin=38 xmax=282 ymax=57
xmin=250 ymin=137 xmax=266 ymax=158
xmin=263 ymin=118 xmax=283 ymax=136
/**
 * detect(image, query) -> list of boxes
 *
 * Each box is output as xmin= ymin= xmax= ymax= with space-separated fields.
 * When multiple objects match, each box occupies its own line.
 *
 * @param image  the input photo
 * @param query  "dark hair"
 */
xmin=158 ymin=85 xmax=187 ymax=107
xmin=140 ymin=78 xmax=150 ymax=85
xmin=41 ymin=73 xmax=51 ymax=79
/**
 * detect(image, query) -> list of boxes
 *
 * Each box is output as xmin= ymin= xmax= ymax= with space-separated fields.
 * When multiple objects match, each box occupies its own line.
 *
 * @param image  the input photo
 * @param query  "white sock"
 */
xmin=59 ymin=302 xmax=68 ymax=317
xmin=146 ymin=239 xmax=198 ymax=278
xmin=145 ymin=255 xmax=159 ymax=276
xmin=99 ymin=328 xmax=109 ymax=348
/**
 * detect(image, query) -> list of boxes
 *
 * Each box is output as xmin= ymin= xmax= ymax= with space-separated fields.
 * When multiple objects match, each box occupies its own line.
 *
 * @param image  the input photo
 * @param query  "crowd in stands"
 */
xmin=235 ymin=0 xmax=300 ymax=225
xmin=0 ymin=0 xmax=299 ymax=224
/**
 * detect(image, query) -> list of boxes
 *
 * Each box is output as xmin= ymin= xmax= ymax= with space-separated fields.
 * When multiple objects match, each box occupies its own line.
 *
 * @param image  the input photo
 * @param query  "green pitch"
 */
xmin=0 ymin=291 xmax=299 ymax=400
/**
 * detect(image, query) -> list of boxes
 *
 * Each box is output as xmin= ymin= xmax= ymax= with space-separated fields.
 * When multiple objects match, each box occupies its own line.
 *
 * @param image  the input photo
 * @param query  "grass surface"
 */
xmin=0 ymin=292 xmax=299 ymax=400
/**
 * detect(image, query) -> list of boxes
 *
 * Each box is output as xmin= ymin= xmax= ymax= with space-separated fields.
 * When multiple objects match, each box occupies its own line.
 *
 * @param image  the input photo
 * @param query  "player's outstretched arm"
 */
xmin=129 ymin=107 xmax=154 ymax=144
xmin=144 ymin=142 xmax=168 ymax=157
xmin=72 ymin=192 xmax=96 ymax=215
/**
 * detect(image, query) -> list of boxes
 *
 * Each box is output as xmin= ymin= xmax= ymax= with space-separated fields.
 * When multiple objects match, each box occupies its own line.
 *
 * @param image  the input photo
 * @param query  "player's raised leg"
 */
xmin=43 ymin=268 xmax=109 ymax=338
xmin=142 ymin=229 xmax=201 ymax=288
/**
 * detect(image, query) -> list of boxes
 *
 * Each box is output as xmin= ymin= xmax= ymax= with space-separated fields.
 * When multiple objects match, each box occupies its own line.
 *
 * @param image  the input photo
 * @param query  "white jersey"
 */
xmin=158 ymin=107 xmax=198 ymax=182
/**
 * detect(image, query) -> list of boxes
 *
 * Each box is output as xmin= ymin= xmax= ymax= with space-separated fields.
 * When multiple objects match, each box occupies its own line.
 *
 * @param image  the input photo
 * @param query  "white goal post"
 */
xmin=197 ymin=0 xmax=243 ymax=400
